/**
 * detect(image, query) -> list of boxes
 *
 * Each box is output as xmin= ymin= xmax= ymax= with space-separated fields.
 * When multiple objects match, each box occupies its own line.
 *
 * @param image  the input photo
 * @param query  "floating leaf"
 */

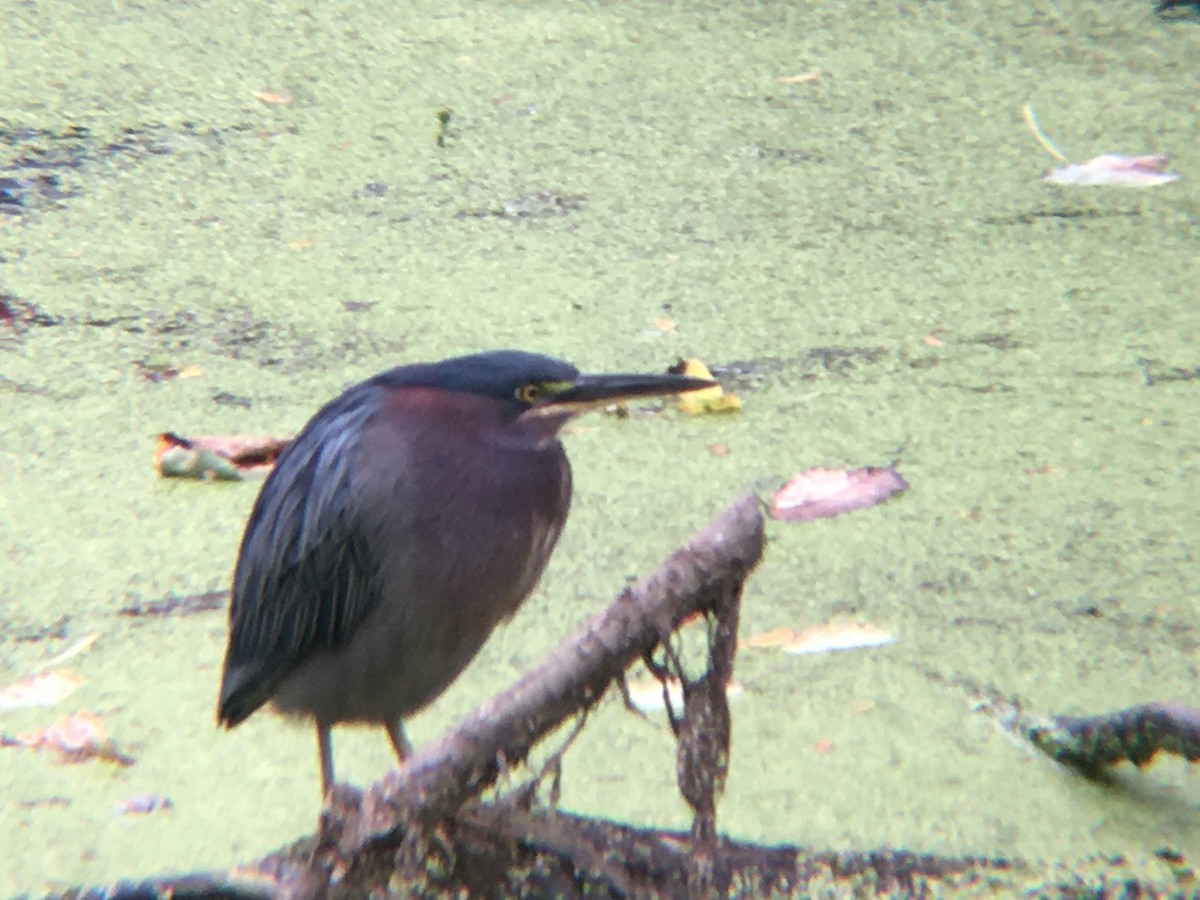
xmin=776 ymin=69 xmax=822 ymax=85
xmin=625 ymin=677 xmax=744 ymax=715
xmin=670 ymin=358 xmax=741 ymax=415
xmin=154 ymin=432 xmax=289 ymax=481
xmin=1023 ymin=103 xmax=1179 ymax=188
xmin=739 ymin=626 xmax=801 ymax=649
xmin=0 ymin=671 xmax=84 ymax=710
xmin=253 ymin=89 xmax=293 ymax=105
xmin=119 ymin=590 xmax=226 ymax=618
xmin=117 ymin=793 xmax=173 ymax=816
xmin=1044 ymin=154 xmax=1179 ymax=188
xmin=769 ymin=466 xmax=908 ymax=522
xmin=780 ymin=621 xmax=895 ymax=656
xmin=3 ymin=712 xmax=135 ymax=767
xmin=155 ymin=445 xmax=243 ymax=481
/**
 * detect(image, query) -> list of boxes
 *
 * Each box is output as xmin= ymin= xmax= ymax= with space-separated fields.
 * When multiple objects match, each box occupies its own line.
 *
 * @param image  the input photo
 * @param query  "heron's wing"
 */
xmin=218 ymin=390 xmax=383 ymax=726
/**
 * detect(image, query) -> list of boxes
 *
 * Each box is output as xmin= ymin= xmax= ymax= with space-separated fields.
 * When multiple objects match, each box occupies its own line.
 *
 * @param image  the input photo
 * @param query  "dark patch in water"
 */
xmin=0 ymin=119 xmax=205 ymax=215
xmin=1135 ymin=357 xmax=1200 ymax=386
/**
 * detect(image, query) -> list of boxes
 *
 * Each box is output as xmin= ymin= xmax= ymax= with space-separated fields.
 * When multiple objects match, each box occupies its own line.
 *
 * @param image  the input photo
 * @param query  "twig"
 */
xmin=1022 ymin=702 xmax=1200 ymax=773
xmin=331 ymin=493 xmax=765 ymax=866
xmin=1022 ymin=103 xmax=1068 ymax=162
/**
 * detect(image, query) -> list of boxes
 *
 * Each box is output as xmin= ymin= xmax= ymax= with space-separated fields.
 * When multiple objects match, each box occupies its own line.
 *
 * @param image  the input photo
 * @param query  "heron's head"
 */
xmin=373 ymin=350 xmax=715 ymax=440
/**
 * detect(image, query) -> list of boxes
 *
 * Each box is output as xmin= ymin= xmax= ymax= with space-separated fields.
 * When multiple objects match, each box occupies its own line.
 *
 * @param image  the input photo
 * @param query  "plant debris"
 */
xmin=670 ymin=358 xmax=741 ymax=415
xmin=1023 ymin=103 xmax=1179 ymax=188
xmin=2 ymin=712 xmax=135 ymax=767
xmin=740 ymin=622 xmax=895 ymax=655
xmin=118 ymin=590 xmax=227 ymax=618
xmin=780 ymin=622 xmax=895 ymax=656
xmin=1044 ymin=154 xmax=1179 ymax=188
xmin=117 ymin=793 xmax=173 ymax=816
xmin=154 ymin=432 xmax=289 ymax=481
xmin=768 ymin=466 xmax=908 ymax=522
xmin=0 ymin=670 xmax=84 ymax=710
xmin=1024 ymin=702 xmax=1200 ymax=772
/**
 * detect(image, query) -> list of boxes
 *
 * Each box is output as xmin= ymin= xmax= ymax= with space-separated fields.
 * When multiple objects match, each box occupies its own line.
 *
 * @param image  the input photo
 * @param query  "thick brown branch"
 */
xmin=332 ymin=492 xmax=765 ymax=860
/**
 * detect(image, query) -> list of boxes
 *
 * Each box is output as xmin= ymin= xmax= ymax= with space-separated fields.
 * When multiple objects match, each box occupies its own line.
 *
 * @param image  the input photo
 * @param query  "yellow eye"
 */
xmin=517 ymin=383 xmax=542 ymax=404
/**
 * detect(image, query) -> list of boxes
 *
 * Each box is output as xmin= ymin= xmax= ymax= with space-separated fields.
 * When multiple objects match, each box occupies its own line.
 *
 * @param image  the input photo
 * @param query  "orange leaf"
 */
xmin=253 ymin=90 xmax=293 ymax=105
xmin=739 ymin=626 xmax=800 ymax=649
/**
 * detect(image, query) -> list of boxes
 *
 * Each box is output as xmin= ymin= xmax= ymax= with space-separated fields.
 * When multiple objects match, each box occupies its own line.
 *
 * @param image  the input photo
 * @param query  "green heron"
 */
xmin=216 ymin=350 xmax=714 ymax=795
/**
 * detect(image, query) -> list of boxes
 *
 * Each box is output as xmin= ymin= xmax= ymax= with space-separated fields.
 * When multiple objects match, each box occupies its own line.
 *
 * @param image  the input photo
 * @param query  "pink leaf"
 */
xmin=768 ymin=466 xmax=908 ymax=522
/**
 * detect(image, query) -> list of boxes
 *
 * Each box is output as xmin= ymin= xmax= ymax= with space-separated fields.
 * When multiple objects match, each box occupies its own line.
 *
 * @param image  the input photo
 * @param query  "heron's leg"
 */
xmin=386 ymin=719 xmax=412 ymax=764
xmin=317 ymin=723 xmax=334 ymax=796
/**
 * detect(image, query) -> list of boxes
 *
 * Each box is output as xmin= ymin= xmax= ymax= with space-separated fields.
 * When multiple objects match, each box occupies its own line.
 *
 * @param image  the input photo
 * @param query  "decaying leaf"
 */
xmin=154 ymin=432 xmax=290 ymax=481
xmin=626 ymin=676 xmax=744 ymax=716
xmin=0 ymin=670 xmax=84 ymax=710
xmin=1023 ymin=103 xmax=1179 ymax=188
xmin=768 ymin=466 xmax=908 ymax=522
xmin=670 ymin=358 xmax=741 ymax=415
xmin=119 ymin=590 xmax=226 ymax=618
xmin=1044 ymin=154 xmax=1179 ymax=188
xmin=776 ymin=69 xmax=822 ymax=85
xmin=779 ymin=621 xmax=895 ymax=656
xmin=254 ymin=89 xmax=293 ymax=105
xmin=117 ymin=793 xmax=173 ymax=816
xmin=739 ymin=626 xmax=801 ymax=649
xmin=3 ymin=712 xmax=135 ymax=767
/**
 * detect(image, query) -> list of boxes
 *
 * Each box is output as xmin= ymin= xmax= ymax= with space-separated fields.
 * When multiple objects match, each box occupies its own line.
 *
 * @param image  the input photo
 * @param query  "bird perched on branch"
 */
xmin=216 ymin=350 xmax=714 ymax=795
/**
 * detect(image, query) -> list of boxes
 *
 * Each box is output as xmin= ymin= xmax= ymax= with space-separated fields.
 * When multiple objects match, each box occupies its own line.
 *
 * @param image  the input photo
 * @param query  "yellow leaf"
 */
xmin=776 ymin=69 xmax=822 ymax=85
xmin=673 ymin=358 xmax=741 ymax=415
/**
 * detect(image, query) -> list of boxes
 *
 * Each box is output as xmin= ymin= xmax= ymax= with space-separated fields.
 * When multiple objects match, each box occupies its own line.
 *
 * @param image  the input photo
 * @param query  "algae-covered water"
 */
xmin=1 ymin=0 xmax=1197 ymax=894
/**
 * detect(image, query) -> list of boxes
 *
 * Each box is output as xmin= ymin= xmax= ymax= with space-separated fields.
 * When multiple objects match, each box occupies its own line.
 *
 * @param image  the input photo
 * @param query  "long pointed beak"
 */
xmin=548 ymin=371 xmax=716 ymax=408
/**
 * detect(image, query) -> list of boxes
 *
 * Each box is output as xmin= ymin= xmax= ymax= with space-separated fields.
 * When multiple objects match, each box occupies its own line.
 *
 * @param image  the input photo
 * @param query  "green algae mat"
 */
xmin=1 ymin=0 xmax=1197 ymax=895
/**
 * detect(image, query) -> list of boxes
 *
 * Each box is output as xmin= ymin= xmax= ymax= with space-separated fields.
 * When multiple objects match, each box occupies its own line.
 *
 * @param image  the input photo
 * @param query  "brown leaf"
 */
xmin=768 ymin=466 xmax=908 ymax=522
xmin=118 ymin=590 xmax=227 ymax=618
xmin=154 ymin=433 xmax=290 ymax=480
xmin=4 ymin=713 xmax=135 ymax=767
xmin=117 ymin=793 xmax=173 ymax=816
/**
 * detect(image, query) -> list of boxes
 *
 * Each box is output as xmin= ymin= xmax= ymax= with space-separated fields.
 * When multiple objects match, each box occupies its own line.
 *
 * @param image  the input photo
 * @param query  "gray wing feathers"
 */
xmin=218 ymin=390 xmax=382 ymax=725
